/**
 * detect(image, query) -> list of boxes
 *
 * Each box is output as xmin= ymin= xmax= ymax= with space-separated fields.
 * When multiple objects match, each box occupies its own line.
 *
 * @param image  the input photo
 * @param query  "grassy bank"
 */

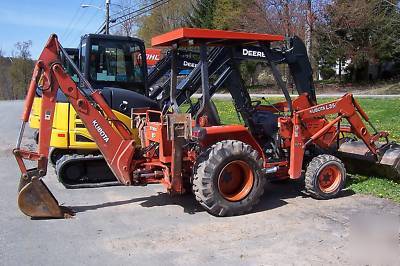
xmin=211 ymin=97 xmax=400 ymax=203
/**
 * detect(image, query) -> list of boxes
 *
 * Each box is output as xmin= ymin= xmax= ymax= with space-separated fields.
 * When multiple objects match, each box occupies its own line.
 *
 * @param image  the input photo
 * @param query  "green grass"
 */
xmin=210 ymin=97 xmax=400 ymax=203
xmin=348 ymin=175 xmax=400 ymax=203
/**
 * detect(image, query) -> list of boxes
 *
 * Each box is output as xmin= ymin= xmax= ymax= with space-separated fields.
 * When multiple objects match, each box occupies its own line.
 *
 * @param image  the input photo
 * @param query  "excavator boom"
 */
xmin=14 ymin=34 xmax=136 ymax=218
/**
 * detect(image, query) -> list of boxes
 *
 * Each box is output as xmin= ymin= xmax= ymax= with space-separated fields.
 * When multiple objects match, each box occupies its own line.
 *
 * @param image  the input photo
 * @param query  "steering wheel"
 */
xmin=251 ymin=100 xmax=262 ymax=108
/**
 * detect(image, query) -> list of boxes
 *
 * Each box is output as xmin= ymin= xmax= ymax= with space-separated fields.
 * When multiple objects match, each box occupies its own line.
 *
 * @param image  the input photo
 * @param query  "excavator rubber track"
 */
xmin=55 ymin=154 xmax=119 ymax=189
xmin=337 ymin=140 xmax=400 ymax=180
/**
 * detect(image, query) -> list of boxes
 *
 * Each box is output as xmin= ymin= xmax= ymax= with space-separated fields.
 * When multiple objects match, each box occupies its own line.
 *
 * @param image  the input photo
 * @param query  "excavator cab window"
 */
xmin=89 ymin=42 xmax=144 ymax=83
xmin=61 ymin=48 xmax=79 ymax=82
xmin=80 ymin=34 xmax=147 ymax=94
xmin=88 ymin=39 xmax=145 ymax=94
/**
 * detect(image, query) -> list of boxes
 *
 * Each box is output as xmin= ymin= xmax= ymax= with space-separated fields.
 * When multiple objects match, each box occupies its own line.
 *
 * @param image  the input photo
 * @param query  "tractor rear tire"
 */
xmin=305 ymin=154 xmax=346 ymax=199
xmin=193 ymin=140 xmax=266 ymax=216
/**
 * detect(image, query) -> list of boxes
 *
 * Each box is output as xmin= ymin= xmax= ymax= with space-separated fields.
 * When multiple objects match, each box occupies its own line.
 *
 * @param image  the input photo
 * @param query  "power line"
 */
xmin=109 ymin=2 xmax=134 ymax=17
xmin=110 ymin=0 xmax=170 ymax=28
xmin=110 ymin=0 xmax=169 ymax=23
xmin=89 ymin=0 xmax=171 ymax=36
xmin=72 ymin=8 xmax=104 ymax=45
xmin=63 ymin=0 xmax=93 ymax=44
xmin=62 ymin=1 xmax=84 ymax=38
xmin=95 ymin=21 xmax=106 ymax=34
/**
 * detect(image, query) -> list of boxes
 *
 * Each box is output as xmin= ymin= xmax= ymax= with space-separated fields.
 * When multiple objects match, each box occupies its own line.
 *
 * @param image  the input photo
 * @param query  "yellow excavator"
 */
xmin=29 ymin=33 xmax=198 ymax=188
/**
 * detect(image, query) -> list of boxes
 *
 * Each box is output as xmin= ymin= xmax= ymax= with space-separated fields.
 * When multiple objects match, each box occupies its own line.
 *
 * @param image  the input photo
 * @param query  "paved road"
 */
xmin=0 ymin=101 xmax=399 ymax=265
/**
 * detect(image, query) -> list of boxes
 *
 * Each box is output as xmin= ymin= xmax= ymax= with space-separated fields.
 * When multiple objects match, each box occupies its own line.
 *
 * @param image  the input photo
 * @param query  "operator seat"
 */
xmin=252 ymin=110 xmax=279 ymax=139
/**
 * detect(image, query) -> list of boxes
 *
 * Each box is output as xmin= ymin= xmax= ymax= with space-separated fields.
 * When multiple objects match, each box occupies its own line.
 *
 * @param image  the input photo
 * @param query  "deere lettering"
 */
xmin=309 ymin=103 xmax=336 ymax=114
xmin=183 ymin=61 xmax=197 ymax=68
xmin=242 ymin=48 xmax=266 ymax=58
xmin=92 ymin=120 xmax=110 ymax=143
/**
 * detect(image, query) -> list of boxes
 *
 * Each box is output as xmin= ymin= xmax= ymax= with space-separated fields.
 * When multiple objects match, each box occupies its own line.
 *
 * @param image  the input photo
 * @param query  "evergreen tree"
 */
xmin=212 ymin=0 xmax=247 ymax=30
xmin=189 ymin=0 xmax=217 ymax=28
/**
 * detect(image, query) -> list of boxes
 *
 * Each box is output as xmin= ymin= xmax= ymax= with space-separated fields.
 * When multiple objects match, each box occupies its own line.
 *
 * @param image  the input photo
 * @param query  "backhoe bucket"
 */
xmin=337 ymin=141 xmax=400 ymax=180
xmin=18 ymin=170 xmax=73 ymax=218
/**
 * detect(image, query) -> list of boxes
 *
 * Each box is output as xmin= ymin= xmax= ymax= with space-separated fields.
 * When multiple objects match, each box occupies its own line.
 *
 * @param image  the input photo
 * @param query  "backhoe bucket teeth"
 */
xmin=338 ymin=141 xmax=400 ymax=180
xmin=18 ymin=170 xmax=73 ymax=218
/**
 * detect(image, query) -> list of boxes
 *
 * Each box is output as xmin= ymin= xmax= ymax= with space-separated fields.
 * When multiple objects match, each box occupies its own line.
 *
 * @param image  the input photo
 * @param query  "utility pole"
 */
xmin=105 ymin=0 xmax=110 ymax=34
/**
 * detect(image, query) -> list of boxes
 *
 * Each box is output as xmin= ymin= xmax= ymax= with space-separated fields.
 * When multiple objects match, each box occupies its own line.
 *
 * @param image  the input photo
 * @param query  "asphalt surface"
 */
xmin=0 ymin=100 xmax=399 ymax=265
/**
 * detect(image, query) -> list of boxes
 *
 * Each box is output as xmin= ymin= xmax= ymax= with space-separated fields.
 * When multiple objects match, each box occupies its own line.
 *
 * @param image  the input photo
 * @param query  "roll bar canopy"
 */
xmin=151 ymin=28 xmax=284 ymax=47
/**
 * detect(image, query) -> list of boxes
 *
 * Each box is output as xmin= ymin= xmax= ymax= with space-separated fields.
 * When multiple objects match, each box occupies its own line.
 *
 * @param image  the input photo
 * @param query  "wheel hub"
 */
xmin=318 ymin=165 xmax=342 ymax=193
xmin=218 ymin=160 xmax=254 ymax=201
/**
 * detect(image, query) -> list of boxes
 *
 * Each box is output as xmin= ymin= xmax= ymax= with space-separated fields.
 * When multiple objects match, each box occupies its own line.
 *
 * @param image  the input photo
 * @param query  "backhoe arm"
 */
xmin=16 ymin=34 xmax=136 ymax=185
xmin=14 ymin=34 xmax=137 ymax=218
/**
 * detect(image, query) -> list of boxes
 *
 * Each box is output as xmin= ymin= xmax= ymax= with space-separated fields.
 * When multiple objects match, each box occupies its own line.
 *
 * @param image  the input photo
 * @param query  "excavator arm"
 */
xmin=14 ymin=34 xmax=137 ymax=218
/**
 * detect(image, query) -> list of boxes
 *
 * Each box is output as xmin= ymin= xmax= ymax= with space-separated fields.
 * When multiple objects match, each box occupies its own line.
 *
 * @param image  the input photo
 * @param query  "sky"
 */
xmin=0 ymin=0 xmax=109 ymax=59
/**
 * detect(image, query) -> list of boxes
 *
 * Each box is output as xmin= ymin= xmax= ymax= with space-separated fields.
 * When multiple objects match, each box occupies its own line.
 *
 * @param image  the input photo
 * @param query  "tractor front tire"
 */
xmin=193 ymin=140 xmax=266 ymax=216
xmin=305 ymin=154 xmax=346 ymax=199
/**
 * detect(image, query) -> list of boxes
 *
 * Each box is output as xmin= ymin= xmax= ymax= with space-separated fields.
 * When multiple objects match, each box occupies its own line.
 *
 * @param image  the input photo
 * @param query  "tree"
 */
xmin=9 ymin=41 xmax=34 ymax=99
xmin=0 ymin=52 xmax=13 ymax=100
xmin=304 ymin=0 xmax=313 ymax=59
xmin=137 ymin=0 xmax=195 ymax=45
xmin=112 ymin=0 xmax=149 ymax=36
xmin=315 ymin=0 xmax=400 ymax=82
xmin=211 ymin=0 xmax=247 ymax=30
xmin=189 ymin=0 xmax=217 ymax=28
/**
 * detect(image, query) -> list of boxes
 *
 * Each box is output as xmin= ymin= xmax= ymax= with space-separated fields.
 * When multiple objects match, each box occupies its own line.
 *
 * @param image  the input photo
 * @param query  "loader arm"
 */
xmin=14 ymin=34 xmax=137 ymax=218
xmin=288 ymin=93 xmax=389 ymax=178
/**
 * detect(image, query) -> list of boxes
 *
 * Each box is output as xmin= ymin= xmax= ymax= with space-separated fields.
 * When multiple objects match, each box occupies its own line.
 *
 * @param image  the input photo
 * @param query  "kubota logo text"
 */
xmin=309 ymin=103 xmax=336 ymax=114
xmin=92 ymin=120 xmax=110 ymax=143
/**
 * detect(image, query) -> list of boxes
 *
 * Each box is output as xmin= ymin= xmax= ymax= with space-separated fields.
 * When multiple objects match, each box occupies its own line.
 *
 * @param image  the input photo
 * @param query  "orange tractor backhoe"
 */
xmin=14 ymin=28 xmax=400 ymax=218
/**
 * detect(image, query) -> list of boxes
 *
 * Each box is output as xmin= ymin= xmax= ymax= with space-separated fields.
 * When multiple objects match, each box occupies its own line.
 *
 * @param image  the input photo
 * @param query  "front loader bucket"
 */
xmin=18 ymin=170 xmax=73 ymax=218
xmin=337 ymin=141 xmax=400 ymax=180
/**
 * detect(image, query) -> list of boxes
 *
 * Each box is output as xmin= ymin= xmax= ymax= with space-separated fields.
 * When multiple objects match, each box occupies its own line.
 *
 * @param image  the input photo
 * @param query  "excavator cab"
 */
xmin=79 ymin=34 xmax=148 ymax=94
